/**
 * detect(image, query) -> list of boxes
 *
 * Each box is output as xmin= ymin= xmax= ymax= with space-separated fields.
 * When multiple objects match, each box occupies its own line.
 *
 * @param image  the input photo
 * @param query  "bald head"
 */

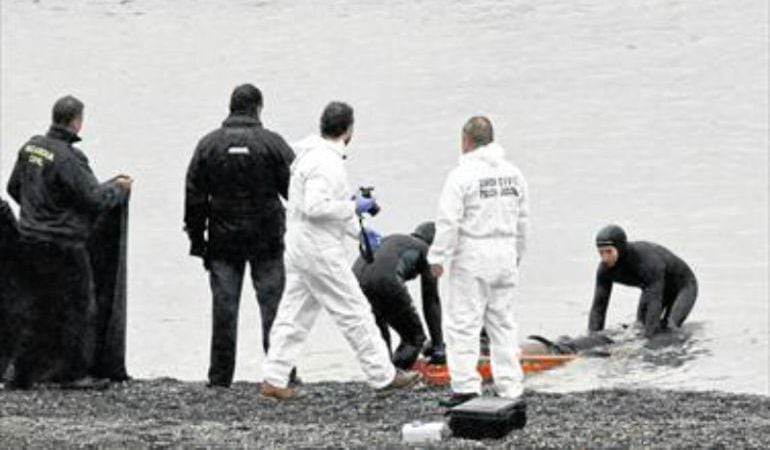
xmin=462 ymin=116 xmax=494 ymax=152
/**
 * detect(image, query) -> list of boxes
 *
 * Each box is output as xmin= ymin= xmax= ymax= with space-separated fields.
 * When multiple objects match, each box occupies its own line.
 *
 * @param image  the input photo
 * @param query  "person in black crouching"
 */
xmin=353 ymin=222 xmax=445 ymax=370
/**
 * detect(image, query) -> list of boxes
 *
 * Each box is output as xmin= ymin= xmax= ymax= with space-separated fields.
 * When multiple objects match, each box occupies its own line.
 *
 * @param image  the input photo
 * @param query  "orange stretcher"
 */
xmin=411 ymin=353 xmax=577 ymax=385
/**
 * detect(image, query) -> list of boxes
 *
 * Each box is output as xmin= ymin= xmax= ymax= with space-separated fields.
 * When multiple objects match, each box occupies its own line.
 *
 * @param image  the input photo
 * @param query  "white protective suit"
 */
xmin=262 ymin=134 xmax=395 ymax=389
xmin=427 ymin=141 xmax=529 ymax=398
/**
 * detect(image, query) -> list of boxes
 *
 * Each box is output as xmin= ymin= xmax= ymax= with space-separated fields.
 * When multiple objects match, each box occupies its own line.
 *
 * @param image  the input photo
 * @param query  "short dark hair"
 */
xmin=52 ymin=95 xmax=84 ymax=127
xmin=462 ymin=116 xmax=494 ymax=147
xmin=229 ymin=84 xmax=263 ymax=114
xmin=320 ymin=101 xmax=354 ymax=138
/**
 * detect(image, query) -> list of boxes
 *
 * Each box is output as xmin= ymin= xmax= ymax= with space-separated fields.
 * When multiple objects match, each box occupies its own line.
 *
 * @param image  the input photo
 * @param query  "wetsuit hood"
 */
xmin=596 ymin=224 xmax=628 ymax=253
xmin=411 ymin=221 xmax=436 ymax=246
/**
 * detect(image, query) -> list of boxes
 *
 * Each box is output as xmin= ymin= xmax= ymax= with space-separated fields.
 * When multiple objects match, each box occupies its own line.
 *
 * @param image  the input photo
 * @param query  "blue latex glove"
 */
xmin=354 ymin=194 xmax=377 ymax=215
xmin=361 ymin=226 xmax=383 ymax=251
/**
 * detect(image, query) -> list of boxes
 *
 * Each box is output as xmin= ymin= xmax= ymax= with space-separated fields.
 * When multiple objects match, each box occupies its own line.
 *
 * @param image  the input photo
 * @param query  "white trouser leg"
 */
xmin=262 ymin=266 xmax=321 ymax=388
xmin=310 ymin=252 xmax=395 ymax=389
xmin=485 ymin=282 xmax=524 ymax=399
xmin=446 ymin=265 xmax=485 ymax=395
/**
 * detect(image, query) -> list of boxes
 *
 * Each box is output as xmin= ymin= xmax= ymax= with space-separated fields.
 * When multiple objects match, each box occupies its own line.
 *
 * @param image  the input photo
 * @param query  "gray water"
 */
xmin=1 ymin=0 xmax=767 ymax=395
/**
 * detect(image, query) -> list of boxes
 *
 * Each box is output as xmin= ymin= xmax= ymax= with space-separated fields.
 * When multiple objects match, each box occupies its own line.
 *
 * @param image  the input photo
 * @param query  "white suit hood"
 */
xmin=460 ymin=142 xmax=505 ymax=167
xmin=293 ymin=134 xmax=346 ymax=161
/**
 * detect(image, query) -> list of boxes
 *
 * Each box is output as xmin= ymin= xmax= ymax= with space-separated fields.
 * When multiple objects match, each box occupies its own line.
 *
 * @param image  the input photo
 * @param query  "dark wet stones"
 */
xmin=0 ymin=379 xmax=768 ymax=448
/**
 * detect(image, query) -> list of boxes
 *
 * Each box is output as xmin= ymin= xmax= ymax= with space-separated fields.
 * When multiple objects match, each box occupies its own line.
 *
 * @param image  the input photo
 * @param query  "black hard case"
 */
xmin=448 ymin=397 xmax=527 ymax=439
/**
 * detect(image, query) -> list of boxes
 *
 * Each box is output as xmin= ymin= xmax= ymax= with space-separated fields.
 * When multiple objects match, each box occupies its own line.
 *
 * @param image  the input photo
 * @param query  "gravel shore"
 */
xmin=1 ymin=378 xmax=768 ymax=448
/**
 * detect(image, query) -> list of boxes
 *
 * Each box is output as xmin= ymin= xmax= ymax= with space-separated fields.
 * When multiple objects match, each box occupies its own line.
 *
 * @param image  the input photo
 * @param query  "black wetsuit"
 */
xmin=352 ymin=223 xmax=443 ymax=369
xmin=184 ymin=113 xmax=295 ymax=387
xmin=589 ymin=225 xmax=698 ymax=337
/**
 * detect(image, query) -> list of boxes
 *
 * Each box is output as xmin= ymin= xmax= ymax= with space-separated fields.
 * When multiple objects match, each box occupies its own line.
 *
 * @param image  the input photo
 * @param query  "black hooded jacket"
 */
xmin=184 ymin=114 xmax=295 ymax=260
xmin=6 ymin=126 xmax=124 ymax=244
xmin=588 ymin=225 xmax=697 ymax=336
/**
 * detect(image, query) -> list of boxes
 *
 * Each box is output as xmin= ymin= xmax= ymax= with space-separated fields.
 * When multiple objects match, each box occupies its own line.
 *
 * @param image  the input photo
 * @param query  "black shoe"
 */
xmin=288 ymin=367 xmax=303 ymax=387
xmin=439 ymin=392 xmax=478 ymax=408
xmin=206 ymin=380 xmax=231 ymax=389
xmin=60 ymin=376 xmax=110 ymax=391
xmin=429 ymin=344 xmax=447 ymax=365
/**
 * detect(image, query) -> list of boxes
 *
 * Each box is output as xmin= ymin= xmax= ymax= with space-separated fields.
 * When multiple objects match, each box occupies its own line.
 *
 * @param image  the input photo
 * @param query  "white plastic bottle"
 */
xmin=401 ymin=421 xmax=449 ymax=444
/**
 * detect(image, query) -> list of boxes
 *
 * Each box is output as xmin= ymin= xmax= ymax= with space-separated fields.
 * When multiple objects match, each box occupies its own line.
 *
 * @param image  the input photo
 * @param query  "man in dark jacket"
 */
xmin=353 ymin=222 xmax=445 ymax=370
xmin=588 ymin=224 xmax=698 ymax=338
xmin=184 ymin=84 xmax=295 ymax=388
xmin=5 ymin=95 xmax=132 ymax=389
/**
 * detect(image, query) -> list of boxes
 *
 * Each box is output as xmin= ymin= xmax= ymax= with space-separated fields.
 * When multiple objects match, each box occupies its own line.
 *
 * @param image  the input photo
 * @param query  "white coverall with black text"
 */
xmin=428 ymin=142 xmax=529 ymax=398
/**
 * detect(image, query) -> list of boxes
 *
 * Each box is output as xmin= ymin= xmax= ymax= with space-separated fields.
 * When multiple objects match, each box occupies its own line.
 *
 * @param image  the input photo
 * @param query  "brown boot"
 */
xmin=376 ymin=369 xmax=421 ymax=397
xmin=259 ymin=381 xmax=302 ymax=400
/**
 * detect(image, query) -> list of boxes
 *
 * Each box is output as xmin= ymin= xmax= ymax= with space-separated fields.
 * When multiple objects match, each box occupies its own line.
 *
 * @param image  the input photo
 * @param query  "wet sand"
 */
xmin=1 ymin=379 xmax=768 ymax=448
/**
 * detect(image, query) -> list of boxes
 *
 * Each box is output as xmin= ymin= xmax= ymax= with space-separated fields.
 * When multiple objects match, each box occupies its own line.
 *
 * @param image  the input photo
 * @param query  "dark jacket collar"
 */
xmin=222 ymin=113 xmax=262 ymax=128
xmin=46 ymin=125 xmax=82 ymax=144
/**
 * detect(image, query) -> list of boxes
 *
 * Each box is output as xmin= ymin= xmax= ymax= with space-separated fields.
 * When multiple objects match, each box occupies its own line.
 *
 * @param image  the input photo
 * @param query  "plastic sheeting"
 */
xmin=0 ymin=197 xmax=130 ymax=382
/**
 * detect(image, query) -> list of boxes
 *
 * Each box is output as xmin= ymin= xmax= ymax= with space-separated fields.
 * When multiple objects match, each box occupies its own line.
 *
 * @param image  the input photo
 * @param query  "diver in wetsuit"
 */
xmin=588 ymin=225 xmax=698 ymax=338
xmin=353 ymin=222 xmax=445 ymax=369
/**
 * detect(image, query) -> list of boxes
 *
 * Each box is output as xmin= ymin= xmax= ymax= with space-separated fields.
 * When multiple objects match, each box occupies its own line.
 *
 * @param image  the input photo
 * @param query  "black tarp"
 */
xmin=0 ymin=198 xmax=20 ymax=378
xmin=87 ymin=197 xmax=130 ymax=381
xmin=0 ymin=197 xmax=130 ymax=382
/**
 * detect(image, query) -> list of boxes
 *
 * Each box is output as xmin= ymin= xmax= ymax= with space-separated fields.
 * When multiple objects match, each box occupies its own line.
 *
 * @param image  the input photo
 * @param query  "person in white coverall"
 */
xmin=428 ymin=116 xmax=529 ymax=408
xmin=260 ymin=102 xmax=420 ymax=400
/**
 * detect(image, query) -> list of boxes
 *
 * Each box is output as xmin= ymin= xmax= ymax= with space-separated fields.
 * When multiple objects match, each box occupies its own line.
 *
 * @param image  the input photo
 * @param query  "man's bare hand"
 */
xmin=115 ymin=175 xmax=133 ymax=192
xmin=430 ymin=264 xmax=444 ymax=279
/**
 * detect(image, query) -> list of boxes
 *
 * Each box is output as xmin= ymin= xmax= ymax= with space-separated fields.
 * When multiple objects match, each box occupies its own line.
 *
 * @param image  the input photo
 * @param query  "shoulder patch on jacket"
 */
xmin=23 ymin=144 xmax=55 ymax=167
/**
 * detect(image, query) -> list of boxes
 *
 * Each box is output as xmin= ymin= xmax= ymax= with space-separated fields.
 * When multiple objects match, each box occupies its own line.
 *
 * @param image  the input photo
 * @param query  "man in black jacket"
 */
xmin=185 ymin=84 xmax=295 ymax=387
xmin=6 ymin=95 xmax=132 ymax=389
xmin=353 ymin=222 xmax=445 ymax=370
xmin=588 ymin=225 xmax=698 ymax=338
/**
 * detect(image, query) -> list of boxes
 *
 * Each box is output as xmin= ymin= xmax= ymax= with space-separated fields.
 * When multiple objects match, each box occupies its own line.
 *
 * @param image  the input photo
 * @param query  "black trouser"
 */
xmin=636 ymin=278 xmax=699 ymax=332
xmin=207 ymin=256 xmax=285 ymax=386
xmin=363 ymin=279 xmax=427 ymax=370
xmin=11 ymin=239 xmax=95 ymax=385
xmin=661 ymin=278 xmax=699 ymax=329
